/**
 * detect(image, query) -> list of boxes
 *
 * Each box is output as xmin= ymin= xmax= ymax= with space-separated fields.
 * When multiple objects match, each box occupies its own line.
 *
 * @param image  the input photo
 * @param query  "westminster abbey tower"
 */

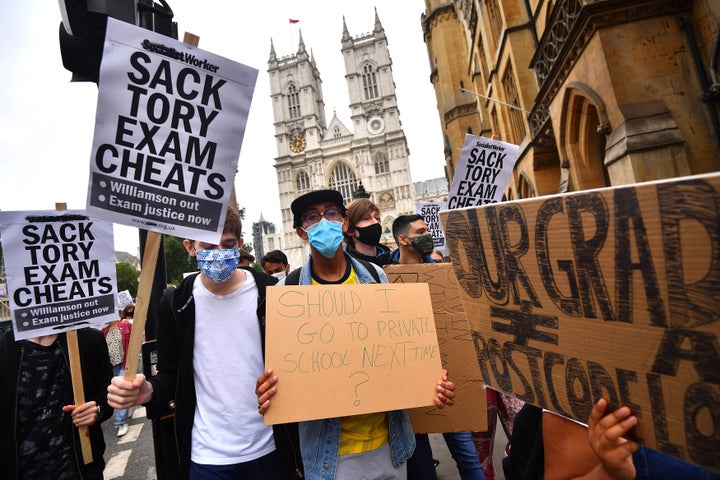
xmin=267 ymin=9 xmax=416 ymax=267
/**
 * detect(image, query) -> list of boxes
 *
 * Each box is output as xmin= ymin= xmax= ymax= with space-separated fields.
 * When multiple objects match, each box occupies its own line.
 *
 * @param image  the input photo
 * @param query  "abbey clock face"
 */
xmin=367 ymin=116 xmax=385 ymax=135
xmin=289 ymin=133 xmax=306 ymax=153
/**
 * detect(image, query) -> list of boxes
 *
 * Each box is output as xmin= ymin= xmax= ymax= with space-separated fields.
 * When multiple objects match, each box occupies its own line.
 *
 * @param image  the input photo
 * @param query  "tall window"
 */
xmin=333 ymin=127 xmax=342 ymax=138
xmin=563 ymin=90 xmax=609 ymax=191
xmin=374 ymin=152 xmax=389 ymax=174
xmin=329 ymin=162 xmax=358 ymax=201
xmin=287 ymin=84 xmax=301 ymax=119
xmin=362 ymin=64 xmax=379 ymax=100
xmin=296 ymin=170 xmax=310 ymax=192
xmin=484 ymin=0 xmax=503 ymax=50
xmin=503 ymin=65 xmax=526 ymax=143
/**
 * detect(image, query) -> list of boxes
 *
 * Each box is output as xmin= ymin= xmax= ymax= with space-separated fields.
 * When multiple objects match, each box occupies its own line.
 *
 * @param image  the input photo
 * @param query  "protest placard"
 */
xmin=117 ymin=289 xmax=134 ymax=310
xmin=0 ymin=210 xmax=117 ymax=340
xmin=416 ymin=201 xmax=447 ymax=251
xmin=447 ymin=134 xmax=518 ymax=209
xmin=385 ymin=263 xmax=487 ymax=433
xmin=86 ymin=18 xmax=258 ymax=244
xmin=263 ymin=283 xmax=443 ymax=424
xmin=439 ymin=172 xmax=720 ymax=470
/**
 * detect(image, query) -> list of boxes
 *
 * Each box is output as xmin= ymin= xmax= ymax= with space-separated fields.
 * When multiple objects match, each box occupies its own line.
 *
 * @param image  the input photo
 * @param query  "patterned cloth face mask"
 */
xmin=195 ymin=248 xmax=241 ymax=283
xmin=409 ymin=234 xmax=435 ymax=256
xmin=304 ymin=219 xmax=344 ymax=258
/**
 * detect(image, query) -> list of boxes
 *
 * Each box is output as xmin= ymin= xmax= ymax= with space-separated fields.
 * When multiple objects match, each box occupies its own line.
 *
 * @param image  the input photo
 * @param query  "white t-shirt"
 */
xmin=190 ymin=273 xmax=275 ymax=465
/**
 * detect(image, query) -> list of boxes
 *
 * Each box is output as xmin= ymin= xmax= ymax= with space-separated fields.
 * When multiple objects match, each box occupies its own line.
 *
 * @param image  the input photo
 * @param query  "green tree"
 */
xmin=116 ymin=262 xmax=139 ymax=298
xmin=164 ymin=235 xmax=195 ymax=285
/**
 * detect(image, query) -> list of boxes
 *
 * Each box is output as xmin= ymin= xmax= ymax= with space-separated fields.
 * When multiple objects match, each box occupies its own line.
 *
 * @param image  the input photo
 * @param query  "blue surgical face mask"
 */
xmin=304 ymin=218 xmax=344 ymax=258
xmin=195 ymin=248 xmax=240 ymax=283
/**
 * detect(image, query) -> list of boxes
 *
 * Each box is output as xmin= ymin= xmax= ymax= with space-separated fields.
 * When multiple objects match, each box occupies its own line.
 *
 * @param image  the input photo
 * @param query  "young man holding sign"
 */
xmin=107 ymin=208 xmax=302 ymax=479
xmin=391 ymin=214 xmax=486 ymax=480
xmin=256 ymin=189 xmax=456 ymax=480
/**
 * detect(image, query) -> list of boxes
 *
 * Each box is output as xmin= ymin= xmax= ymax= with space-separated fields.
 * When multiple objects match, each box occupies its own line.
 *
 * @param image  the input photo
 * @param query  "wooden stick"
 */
xmin=123 ymin=231 xmax=162 ymax=380
xmin=55 ymin=202 xmax=93 ymax=464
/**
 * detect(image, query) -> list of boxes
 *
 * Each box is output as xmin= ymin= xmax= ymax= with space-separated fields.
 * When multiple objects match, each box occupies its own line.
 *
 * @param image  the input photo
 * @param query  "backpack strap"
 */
xmin=353 ymin=257 xmax=381 ymax=283
xmin=285 ymin=267 xmax=302 ymax=286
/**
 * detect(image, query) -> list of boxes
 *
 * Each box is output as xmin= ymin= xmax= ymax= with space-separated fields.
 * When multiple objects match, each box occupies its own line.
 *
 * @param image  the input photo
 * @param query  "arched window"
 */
xmin=333 ymin=127 xmax=342 ymax=138
xmin=374 ymin=152 xmax=389 ymax=174
xmin=517 ymin=173 xmax=535 ymax=199
xmin=287 ymin=84 xmax=301 ymax=119
xmin=561 ymin=86 xmax=610 ymax=192
xmin=328 ymin=162 xmax=358 ymax=201
xmin=362 ymin=64 xmax=379 ymax=100
xmin=296 ymin=170 xmax=310 ymax=192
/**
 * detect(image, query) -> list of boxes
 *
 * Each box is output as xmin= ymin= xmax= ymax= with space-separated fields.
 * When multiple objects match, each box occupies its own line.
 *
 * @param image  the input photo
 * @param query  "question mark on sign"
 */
xmin=349 ymin=371 xmax=370 ymax=406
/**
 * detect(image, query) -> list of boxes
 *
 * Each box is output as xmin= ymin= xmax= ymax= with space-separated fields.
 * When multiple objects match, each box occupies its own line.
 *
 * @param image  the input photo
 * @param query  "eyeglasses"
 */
xmin=301 ymin=208 xmax=342 ymax=226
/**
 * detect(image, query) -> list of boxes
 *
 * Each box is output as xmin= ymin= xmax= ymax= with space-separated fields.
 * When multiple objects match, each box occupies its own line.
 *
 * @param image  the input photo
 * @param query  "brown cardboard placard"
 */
xmin=439 ymin=172 xmax=720 ymax=470
xmin=264 ymin=283 xmax=443 ymax=425
xmin=384 ymin=264 xmax=488 ymax=433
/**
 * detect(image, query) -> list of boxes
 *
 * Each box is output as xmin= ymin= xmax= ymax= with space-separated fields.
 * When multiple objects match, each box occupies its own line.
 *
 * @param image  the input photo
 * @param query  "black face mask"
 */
xmin=126 ymin=311 xmax=134 ymax=318
xmin=355 ymin=223 xmax=382 ymax=247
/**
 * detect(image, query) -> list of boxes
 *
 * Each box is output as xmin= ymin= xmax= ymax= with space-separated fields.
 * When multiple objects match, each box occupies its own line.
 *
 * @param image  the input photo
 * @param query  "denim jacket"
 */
xmin=279 ymin=254 xmax=417 ymax=479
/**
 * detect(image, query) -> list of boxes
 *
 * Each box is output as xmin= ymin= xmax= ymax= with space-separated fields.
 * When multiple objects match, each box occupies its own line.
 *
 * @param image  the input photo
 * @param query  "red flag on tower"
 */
xmin=289 ymin=18 xmax=299 ymax=24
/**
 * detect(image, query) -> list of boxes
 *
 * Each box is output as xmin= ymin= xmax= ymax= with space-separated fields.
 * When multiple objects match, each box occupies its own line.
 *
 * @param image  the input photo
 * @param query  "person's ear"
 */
xmin=341 ymin=217 xmax=349 ymax=234
xmin=183 ymin=239 xmax=196 ymax=256
xmin=296 ymin=227 xmax=308 ymax=240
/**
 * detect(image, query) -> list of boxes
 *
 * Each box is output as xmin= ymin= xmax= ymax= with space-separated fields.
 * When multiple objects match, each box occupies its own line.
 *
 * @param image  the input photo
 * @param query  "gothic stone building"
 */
xmin=268 ymin=10 xmax=417 ymax=268
xmin=422 ymin=0 xmax=720 ymax=198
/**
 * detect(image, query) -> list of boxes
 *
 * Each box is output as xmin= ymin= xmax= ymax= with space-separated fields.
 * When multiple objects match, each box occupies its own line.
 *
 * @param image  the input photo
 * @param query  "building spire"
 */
xmin=341 ymin=15 xmax=353 ymax=48
xmin=374 ymin=8 xmax=386 ymax=39
xmin=268 ymin=38 xmax=277 ymax=64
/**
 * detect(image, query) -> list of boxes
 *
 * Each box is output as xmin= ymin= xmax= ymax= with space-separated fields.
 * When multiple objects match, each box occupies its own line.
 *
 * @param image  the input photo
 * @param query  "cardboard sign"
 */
xmin=416 ymin=201 xmax=447 ymax=251
xmin=86 ymin=18 xmax=258 ymax=243
xmin=447 ymin=134 xmax=518 ymax=209
xmin=264 ymin=283 xmax=443 ymax=424
xmin=117 ymin=289 xmax=134 ymax=309
xmin=385 ymin=264 xmax=488 ymax=433
xmin=439 ymin=172 xmax=720 ymax=470
xmin=0 ymin=210 xmax=117 ymax=340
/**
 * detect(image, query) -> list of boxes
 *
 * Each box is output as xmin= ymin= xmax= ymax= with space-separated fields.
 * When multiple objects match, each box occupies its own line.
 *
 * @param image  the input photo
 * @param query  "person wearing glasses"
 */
xmin=107 ymin=207 xmax=303 ymax=480
xmin=256 ymin=189 xmax=456 ymax=480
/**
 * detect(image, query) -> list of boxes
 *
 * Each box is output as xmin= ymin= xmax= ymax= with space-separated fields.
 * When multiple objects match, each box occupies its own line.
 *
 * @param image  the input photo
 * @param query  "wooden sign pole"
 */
xmin=123 ymin=231 xmax=161 ymax=380
xmin=55 ymin=202 xmax=93 ymax=464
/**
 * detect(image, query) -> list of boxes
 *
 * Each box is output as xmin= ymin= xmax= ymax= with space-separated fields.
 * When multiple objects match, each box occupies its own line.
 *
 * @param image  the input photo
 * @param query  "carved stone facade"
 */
xmin=422 ymin=0 xmax=720 ymax=199
xmin=268 ymin=11 xmax=417 ymax=268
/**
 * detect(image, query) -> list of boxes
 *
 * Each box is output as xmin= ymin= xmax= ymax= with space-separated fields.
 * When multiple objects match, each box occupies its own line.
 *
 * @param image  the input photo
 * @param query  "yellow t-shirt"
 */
xmin=311 ymin=263 xmax=390 ymax=454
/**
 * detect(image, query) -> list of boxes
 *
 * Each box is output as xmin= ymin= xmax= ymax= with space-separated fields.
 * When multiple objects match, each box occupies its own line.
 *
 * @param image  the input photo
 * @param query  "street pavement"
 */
xmin=431 ymin=429 xmax=508 ymax=480
xmin=102 ymin=406 xmax=157 ymax=479
xmin=101 ymin=409 xmax=509 ymax=479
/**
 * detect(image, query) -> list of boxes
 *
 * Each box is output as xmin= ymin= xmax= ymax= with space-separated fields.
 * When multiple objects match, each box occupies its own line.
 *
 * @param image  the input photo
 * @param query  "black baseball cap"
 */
xmin=291 ymin=189 xmax=346 ymax=227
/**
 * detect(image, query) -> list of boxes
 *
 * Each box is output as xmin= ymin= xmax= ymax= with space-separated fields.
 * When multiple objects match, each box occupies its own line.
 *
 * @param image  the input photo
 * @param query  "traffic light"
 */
xmin=58 ymin=0 xmax=175 ymax=83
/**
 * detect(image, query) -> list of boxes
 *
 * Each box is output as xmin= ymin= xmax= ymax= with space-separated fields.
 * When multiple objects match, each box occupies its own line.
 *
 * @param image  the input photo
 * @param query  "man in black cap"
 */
xmin=256 ymin=189 xmax=456 ymax=480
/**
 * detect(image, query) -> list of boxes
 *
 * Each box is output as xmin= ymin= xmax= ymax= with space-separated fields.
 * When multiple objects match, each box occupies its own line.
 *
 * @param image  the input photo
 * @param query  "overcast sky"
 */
xmin=0 ymin=1 xmax=445 ymax=255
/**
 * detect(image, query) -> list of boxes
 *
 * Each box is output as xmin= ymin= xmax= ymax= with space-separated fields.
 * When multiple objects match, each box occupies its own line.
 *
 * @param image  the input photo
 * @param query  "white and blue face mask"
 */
xmin=195 ymin=248 xmax=241 ymax=283
xmin=304 ymin=218 xmax=344 ymax=258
